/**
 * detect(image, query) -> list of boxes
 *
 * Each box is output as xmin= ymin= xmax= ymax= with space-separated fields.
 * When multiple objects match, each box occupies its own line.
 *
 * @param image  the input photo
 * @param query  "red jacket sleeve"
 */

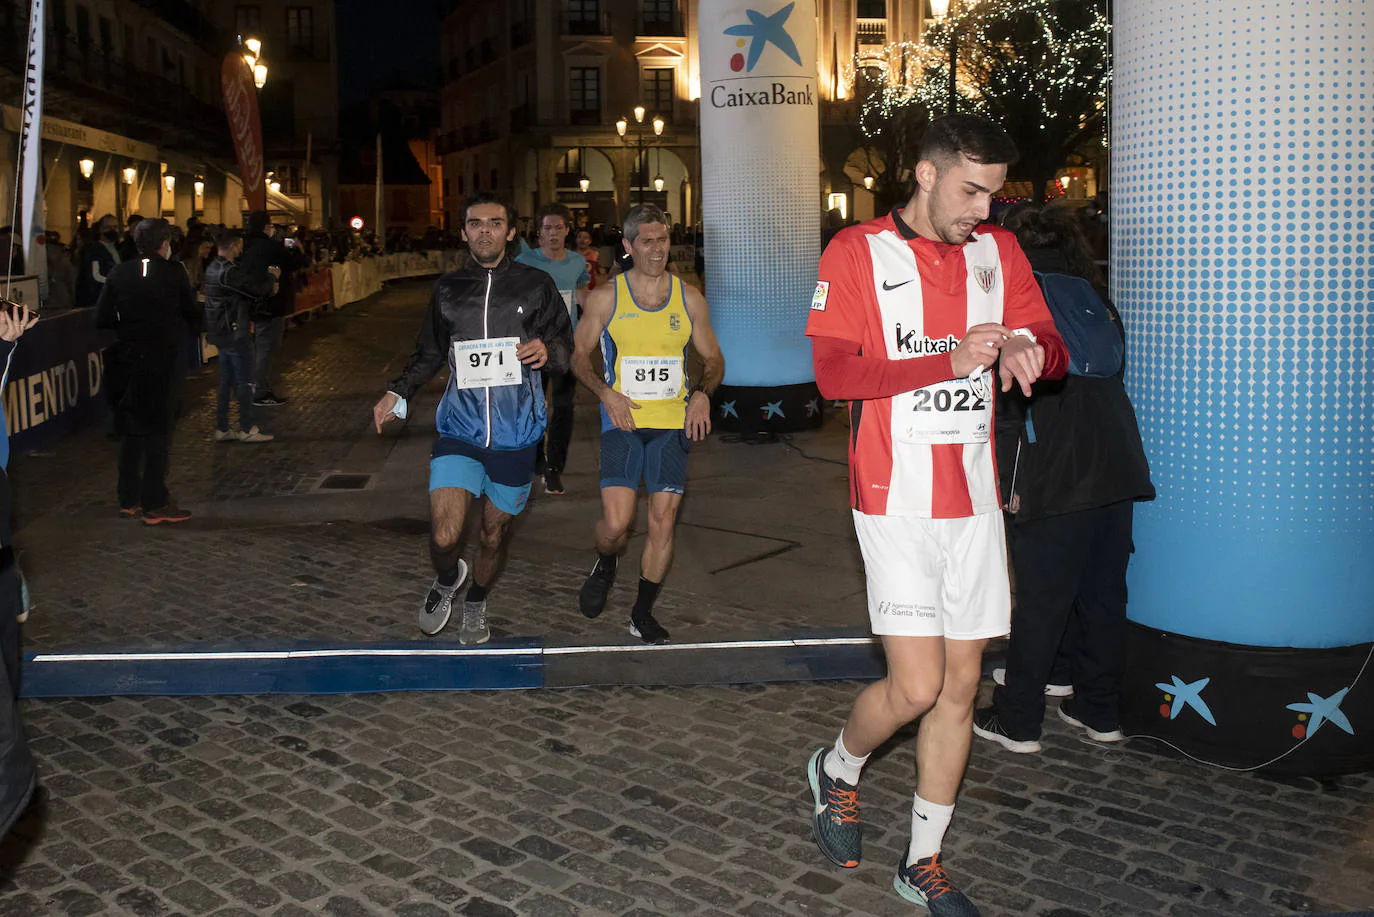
xmin=812 ymin=335 xmax=955 ymax=401
xmin=998 ymin=234 xmax=1069 ymax=381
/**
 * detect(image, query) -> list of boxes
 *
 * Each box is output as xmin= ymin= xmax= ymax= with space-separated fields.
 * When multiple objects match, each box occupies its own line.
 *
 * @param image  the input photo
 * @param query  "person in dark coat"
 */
xmin=95 ymin=218 xmax=202 ymax=525
xmin=972 ymin=204 xmax=1155 ymax=754
xmin=239 ymin=211 xmax=309 ymax=406
xmin=117 ymin=214 xmax=143 ymax=262
xmin=75 ymin=213 xmax=121 ymax=310
xmin=203 ymin=228 xmax=277 ymax=443
xmin=0 ymin=302 xmax=40 ymax=839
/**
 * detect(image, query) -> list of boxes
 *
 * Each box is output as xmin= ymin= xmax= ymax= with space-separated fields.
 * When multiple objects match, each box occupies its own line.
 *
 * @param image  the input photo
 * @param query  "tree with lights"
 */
xmin=848 ymin=43 xmax=932 ymax=214
xmin=917 ymin=0 xmax=1111 ymax=201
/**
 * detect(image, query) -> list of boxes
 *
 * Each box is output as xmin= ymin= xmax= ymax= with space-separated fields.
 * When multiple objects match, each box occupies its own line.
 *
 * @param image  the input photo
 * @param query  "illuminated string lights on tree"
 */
xmin=914 ymin=0 xmax=1110 ymax=127
xmin=854 ymin=0 xmax=1111 ymax=201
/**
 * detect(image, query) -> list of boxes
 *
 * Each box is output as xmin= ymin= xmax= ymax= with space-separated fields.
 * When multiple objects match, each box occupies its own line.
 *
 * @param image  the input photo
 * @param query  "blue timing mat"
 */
xmin=20 ymin=631 xmax=885 ymax=698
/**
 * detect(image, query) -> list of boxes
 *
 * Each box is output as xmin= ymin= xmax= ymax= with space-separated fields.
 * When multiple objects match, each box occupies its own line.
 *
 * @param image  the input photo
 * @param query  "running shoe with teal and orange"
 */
xmin=894 ymin=851 xmax=980 ymax=916
xmin=806 ymin=747 xmax=862 ymax=868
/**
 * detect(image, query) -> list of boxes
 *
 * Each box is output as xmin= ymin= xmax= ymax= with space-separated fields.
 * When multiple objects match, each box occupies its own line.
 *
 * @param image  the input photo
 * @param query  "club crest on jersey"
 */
xmin=972 ymin=264 xmax=998 ymax=294
xmin=811 ymin=280 xmax=829 ymax=311
xmin=669 ymin=314 xmax=682 ymax=332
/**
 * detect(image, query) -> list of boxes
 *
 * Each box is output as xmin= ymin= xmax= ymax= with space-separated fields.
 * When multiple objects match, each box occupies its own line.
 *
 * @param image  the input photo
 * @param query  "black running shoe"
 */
xmin=807 ymin=747 xmax=862 ymax=868
xmin=972 ymin=707 xmax=1042 ymax=754
xmin=543 ymin=468 xmax=565 ymax=495
xmin=629 ymin=612 xmax=670 ymax=644
xmin=578 ymin=564 xmax=614 ymax=618
xmin=1058 ymin=697 xmax=1125 ymax=743
xmin=893 ymin=852 xmax=980 ymax=916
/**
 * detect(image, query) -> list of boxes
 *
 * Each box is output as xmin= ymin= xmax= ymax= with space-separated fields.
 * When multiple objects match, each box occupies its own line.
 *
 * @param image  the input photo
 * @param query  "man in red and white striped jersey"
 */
xmin=803 ymin=115 xmax=1068 ymax=915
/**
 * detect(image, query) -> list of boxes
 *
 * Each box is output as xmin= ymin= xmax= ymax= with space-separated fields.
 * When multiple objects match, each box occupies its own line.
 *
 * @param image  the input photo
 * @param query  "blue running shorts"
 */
xmin=599 ymin=428 xmax=690 ymax=494
xmin=429 ymin=438 xmax=535 ymax=516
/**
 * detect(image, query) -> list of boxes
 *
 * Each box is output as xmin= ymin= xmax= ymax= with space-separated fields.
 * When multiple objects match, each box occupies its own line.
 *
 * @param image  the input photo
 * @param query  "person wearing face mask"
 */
xmin=75 ymin=214 xmax=122 ymax=309
xmin=95 ymin=219 xmax=203 ymax=524
xmin=372 ymin=197 xmax=572 ymax=645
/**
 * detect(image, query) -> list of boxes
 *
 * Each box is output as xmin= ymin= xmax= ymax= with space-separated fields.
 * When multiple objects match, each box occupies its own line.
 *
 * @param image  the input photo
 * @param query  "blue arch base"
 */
xmin=1120 ymin=623 xmax=1374 ymax=776
xmin=711 ymin=381 xmax=823 ymax=438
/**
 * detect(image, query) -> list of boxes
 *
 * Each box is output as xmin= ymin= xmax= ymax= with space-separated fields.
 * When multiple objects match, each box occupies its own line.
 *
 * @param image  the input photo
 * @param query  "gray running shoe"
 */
xmin=418 ymin=559 xmax=467 ymax=636
xmin=807 ymin=747 xmax=862 ymax=868
xmin=459 ymin=599 xmax=490 ymax=645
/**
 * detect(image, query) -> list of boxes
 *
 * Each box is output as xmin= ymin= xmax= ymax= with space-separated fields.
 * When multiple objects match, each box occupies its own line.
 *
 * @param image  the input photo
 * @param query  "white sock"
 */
xmin=821 ymin=731 xmax=868 ymax=785
xmin=908 ymin=794 xmax=955 ymax=865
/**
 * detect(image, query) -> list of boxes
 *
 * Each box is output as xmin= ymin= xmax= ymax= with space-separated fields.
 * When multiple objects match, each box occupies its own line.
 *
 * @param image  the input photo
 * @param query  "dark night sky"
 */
xmin=336 ymin=0 xmax=441 ymax=103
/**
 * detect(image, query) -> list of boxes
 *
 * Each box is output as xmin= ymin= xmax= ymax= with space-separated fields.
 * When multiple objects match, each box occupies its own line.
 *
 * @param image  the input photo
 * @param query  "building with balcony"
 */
xmin=0 ymin=0 xmax=344 ymax=268
xmin=206 ymin=0 xmax=340 ymax=228
xmin=0 ymin=0 xmax=241 ymax=247
xmin=439 ymin=0 xmax=698 ymax=233
xmin=436 ymin=0 xmax=958 ymax=233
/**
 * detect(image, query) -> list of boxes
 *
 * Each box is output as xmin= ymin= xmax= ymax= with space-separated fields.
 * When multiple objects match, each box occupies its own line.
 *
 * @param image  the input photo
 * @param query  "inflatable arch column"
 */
xmin=698 ymin=0 xmax=823 ymax=435
xmin=1113 ymin=0 xmax=1371 ymax=773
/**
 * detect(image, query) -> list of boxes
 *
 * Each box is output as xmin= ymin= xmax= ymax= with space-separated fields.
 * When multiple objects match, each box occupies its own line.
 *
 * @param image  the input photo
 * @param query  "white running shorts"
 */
xmin=852 ymin=509 xmax=1012 ymax=640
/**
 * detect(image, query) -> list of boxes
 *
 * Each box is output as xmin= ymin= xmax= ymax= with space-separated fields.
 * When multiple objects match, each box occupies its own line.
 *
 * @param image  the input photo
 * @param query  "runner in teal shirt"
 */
xmin=515 ymin=204 xmax=590 ymax=493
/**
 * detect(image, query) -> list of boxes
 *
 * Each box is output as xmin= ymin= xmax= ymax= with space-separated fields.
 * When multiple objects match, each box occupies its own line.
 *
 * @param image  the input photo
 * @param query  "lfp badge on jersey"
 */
xmin=811 ymin=280 xmax=829 ymax=311
xmin=972 ymin=265 xmax=998 ymax=294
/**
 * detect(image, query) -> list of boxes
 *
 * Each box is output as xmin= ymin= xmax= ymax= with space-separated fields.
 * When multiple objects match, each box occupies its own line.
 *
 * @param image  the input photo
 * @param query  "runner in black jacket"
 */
xmin=373 ymin=197 xmax=572 ymax=645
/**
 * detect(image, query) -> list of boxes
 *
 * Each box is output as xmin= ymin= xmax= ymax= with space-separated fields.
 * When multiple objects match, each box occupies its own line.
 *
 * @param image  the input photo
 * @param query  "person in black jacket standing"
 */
xmin=95 ymin=219 xmax=202 ymax=525
xmin=240 ymin=211 xmax=309 ymax=406
xmin=75 ymin=213 xmax=122 ymax=310
xmin=973 ymin=205 xmax=1155 ymax=753
xmin=204 ymin=228 xmax=277 ymax=444
xmin=372 ymin=197 xmax=571 ymax=645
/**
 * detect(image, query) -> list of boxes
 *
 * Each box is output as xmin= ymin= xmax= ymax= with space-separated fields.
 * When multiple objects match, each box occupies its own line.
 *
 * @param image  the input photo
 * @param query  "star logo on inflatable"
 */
xmin=720 ymin=400 xmax=738 ymax=419
xmin=724 ymin=2 xmax=803 ymax=73
xmin=761 ymin=400 xmax=785 ymax=420
xmin=805 ymin=398 xmax=819 ymax=417
xmin=1155 ymin=675 xmax=1216 ymax=725
xmin=1287 ymin=688 xmax=1353 ymax=739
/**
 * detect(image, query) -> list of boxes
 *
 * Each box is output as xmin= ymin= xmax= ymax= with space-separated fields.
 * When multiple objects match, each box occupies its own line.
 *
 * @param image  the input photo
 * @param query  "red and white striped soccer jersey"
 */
xmin=806 ymin=211 xmax=1061 ymax=518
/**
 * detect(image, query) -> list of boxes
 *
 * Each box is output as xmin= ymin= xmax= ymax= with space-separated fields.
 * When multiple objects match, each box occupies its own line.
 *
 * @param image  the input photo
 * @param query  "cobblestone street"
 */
xmin=4 ymin=683 xmax=1372 ymax=917
xmin=1 ymin=282 xmax=1370 ymax=915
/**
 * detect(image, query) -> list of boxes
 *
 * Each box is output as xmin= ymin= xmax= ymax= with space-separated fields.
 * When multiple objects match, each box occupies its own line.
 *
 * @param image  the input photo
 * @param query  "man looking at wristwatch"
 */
xmin=570 ymin=204 xmax=724 ymax=644
xmin=802 ymin=115 xmax=1068 ymax=915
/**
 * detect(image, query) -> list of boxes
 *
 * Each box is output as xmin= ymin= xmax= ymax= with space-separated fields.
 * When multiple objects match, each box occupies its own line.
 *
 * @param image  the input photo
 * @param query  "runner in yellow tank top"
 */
xmin=601 ymin=271 xmax=693 ymax=431
xmin=571 ymin=204 xmax=725 ymax=644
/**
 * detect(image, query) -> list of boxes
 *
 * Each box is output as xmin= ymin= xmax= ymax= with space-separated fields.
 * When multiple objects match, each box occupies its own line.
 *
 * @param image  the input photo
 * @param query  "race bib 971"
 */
xmin=453 ymin=337 xmax=521 ymax=389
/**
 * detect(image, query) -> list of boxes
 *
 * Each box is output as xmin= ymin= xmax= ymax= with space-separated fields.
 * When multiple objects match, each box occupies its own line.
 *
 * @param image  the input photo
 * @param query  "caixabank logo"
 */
xmin=723 ymin=1 xmax=802 ymax=72
xmin=712 ymin=2 xmax=815 ymax=109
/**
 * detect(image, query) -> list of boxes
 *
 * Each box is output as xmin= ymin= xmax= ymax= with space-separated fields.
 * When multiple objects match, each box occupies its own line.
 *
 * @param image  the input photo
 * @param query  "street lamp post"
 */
xmin=615 ymin=107 xmax=665 ymax=206
xmin=240 ymin=36 xmax=268 ymax=89
xmin=928 ymin=0 xmax=958 ymax=114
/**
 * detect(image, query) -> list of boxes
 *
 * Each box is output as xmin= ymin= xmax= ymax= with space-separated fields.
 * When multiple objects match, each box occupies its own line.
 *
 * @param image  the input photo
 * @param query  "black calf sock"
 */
xmin=466 ymin=582 xmax=489 ymax=603
xmin=593 ymin=552 xmax=618 ymax=578
xmin=631 ymin=577 xmax=662 ymax=620
xmin=437 ymin=564 xmax=462 ymax=588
